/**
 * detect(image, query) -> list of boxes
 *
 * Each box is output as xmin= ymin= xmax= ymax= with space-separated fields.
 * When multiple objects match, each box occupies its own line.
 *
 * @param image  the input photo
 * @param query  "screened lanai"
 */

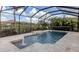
xmin=0 ymin=6 xmax=79 ymax=37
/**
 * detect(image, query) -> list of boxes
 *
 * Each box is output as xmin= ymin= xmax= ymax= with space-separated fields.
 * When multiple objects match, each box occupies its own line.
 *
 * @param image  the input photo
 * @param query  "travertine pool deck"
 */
xmin=0 ymin=30 xmax=79 ymax=52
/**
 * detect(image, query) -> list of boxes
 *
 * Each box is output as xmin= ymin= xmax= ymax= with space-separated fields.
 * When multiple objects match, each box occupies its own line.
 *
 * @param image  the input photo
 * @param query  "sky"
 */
xmin=0 ymin=6 xmax=77 ymax=23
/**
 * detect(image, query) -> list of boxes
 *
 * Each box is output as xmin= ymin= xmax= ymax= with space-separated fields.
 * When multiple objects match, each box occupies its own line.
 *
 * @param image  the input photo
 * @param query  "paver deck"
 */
xmin=0 ymin=30 xmax=79 ymax=52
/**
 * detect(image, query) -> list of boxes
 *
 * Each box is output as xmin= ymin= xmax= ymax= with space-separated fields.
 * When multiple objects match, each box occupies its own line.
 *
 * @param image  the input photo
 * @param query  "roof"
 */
xmin=0 ymin=6 xmax=79 ymax=21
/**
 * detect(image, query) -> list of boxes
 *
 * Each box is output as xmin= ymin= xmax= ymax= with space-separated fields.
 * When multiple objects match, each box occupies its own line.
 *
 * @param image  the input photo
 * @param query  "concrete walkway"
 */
xmin=0 ymin=30 xmax=79 ymax=52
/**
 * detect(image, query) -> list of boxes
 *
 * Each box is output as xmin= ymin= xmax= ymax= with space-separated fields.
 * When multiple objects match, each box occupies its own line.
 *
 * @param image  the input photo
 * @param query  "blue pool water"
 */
xmin=12 ymin=31 xmax=67 ymax=49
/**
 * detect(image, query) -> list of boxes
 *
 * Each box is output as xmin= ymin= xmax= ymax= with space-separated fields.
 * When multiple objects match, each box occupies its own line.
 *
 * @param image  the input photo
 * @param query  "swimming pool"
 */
xmin=12 ymin=31 xmax=67 ymax=49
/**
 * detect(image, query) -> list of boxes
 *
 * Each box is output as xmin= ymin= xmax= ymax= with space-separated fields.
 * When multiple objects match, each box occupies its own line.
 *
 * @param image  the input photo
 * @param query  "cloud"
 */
xmin=25 ymin=17 xmax=38 ymax=23
xmin=1 ymin=13 xmax=12 ymax=16
xmin=38 ymin=11 xmax=46 ymax=15
xmin=29 ymin=8 xmax=51 ymax=19
xmin=29 ymin=8 xmax=47 ymax=18
xmin=2 ymin=7 xmax=6 ymax=10
xmin=16 ymin=8 xmax=27 ymax=16
xmin=1 ymin=7 xmax=14 ymax=14
xmin=2 ymin=10 xmax=14 ymax=14
xmin=30 ymin=8 xmax=37 ymax=14
xmin=0 ymin=6 xmax=6 ymax=10
xmin=26 ymin=17 xmax=30 ymax=22
xmin=24 ymin=8 xmax=37 ymax=16
xmin=65 ymin=15 xmax=76 ymax=18
xmin=32 ymin=18 xmax=38 ymax=23
xmin=23 ymin=8 xmax=51 ymax=23
xmin=16 ymin=8 xmax=23 ymax=14
xmin=1 ymin=16 xmax=7 ymax=21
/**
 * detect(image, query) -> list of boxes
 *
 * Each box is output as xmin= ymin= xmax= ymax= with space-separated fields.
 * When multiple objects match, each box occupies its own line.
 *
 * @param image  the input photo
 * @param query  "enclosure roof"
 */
xmin=0 ymin=6 xmax=79 ymax=21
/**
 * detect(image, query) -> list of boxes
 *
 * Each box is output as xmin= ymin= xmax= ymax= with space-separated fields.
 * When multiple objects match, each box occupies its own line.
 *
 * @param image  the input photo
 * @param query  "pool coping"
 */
xmin=11 ymin=30 xmax=67 ymax=49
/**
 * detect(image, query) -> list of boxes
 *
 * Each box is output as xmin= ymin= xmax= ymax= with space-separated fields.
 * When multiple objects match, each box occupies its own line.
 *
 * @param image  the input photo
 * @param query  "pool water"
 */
xmin=12 ymin=31 xmax=67 ymax=49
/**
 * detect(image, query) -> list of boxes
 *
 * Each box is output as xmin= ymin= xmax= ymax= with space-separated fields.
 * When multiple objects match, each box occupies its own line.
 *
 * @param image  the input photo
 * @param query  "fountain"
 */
xmin=21 ymin=37 xmax=26 ymax=46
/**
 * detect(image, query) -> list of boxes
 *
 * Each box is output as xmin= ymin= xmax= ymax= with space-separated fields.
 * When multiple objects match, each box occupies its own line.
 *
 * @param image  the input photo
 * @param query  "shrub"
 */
xmin=0 ymin=29 xmax=17 ymax=37
xmin=49 ymin=17 xmax=77 ymax=31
